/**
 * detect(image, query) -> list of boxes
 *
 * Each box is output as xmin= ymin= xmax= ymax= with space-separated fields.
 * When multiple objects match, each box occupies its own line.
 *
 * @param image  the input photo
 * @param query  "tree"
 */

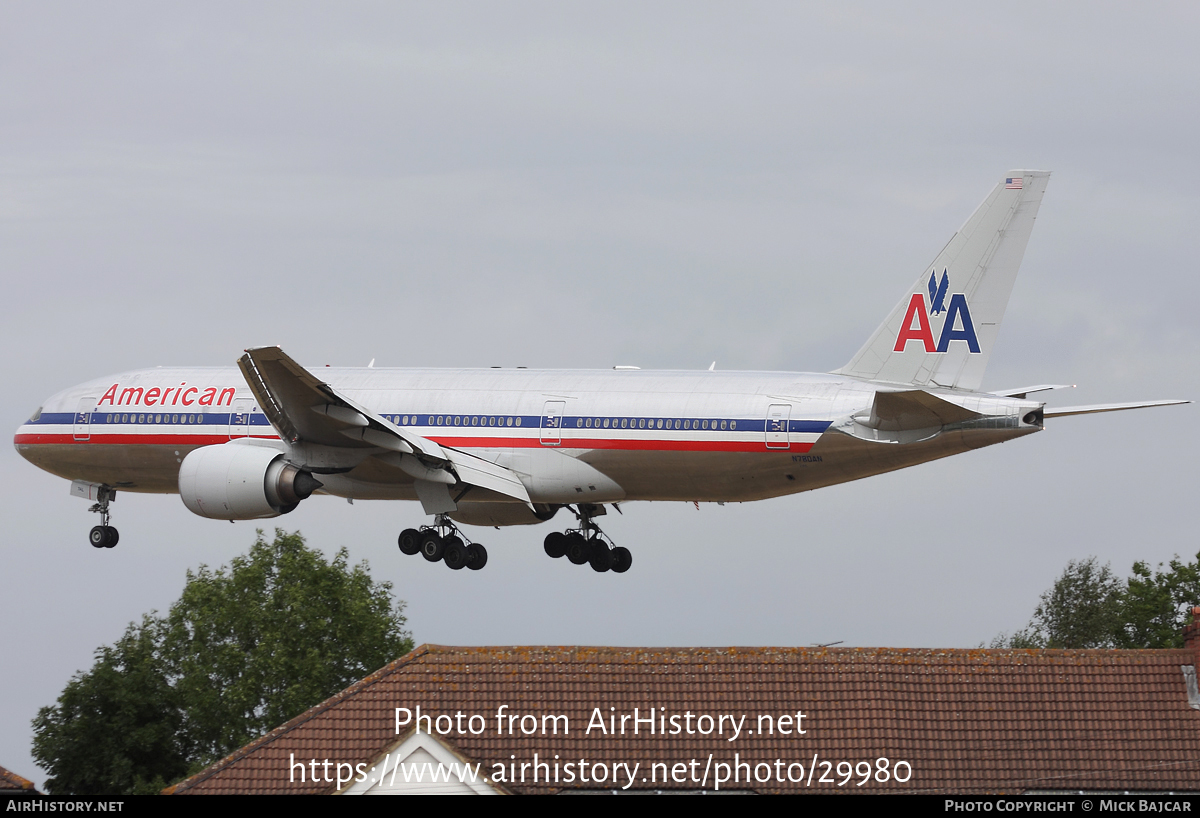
xmin=1032 ymin=557 xmax=1123 ymax=648
xmin=32 ymin=530 xmax=413 ymax=794
xmin=992 ymin=553 xmax=1200 ymax=650
xmin=31 ymin=616 xmax=190 ymax=795
xmin=1116 ymin=555 xmax=1200 ymax=649
xmin=163 ymin=530 xmax=414 ymax=762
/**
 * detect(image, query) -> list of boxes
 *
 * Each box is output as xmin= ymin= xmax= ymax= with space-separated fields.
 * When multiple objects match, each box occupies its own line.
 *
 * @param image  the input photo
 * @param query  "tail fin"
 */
xmin=834 ymin=170 xmax=1050 ymax=391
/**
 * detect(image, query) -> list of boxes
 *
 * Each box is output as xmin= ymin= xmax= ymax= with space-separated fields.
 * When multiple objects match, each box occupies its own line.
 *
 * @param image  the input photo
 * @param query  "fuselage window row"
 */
xmin=105 ymin=414 xmax=206 ymax=425
xmin=381 ymin=414 xmax=739 ymax=431
xmin=90 ymin=412 xmax=751 ymax=433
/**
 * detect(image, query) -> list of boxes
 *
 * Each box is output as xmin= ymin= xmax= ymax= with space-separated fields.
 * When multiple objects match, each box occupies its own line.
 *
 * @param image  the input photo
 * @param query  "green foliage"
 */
xmin=1116 ymin=556 xmax=1200 ymax=649
xmin=1034 ymin=557 xmax=1122 ymax=648
xmin=32 ymin=530 xmax=413 ymax=794
xmin=164 ymin=530 xmax=414 ymax=762
xmin=992 ymin=552 xmax=1200 ymax=650
xmin=31 ymin=616 xmax=190 ymax=796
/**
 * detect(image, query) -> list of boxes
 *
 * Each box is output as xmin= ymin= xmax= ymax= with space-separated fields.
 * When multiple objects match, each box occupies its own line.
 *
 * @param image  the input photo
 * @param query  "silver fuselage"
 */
xmin=14 ymin=366 xmax=1041 ymax=523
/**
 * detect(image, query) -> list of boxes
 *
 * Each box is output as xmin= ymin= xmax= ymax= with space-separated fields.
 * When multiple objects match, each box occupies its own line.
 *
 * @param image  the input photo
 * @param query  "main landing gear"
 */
xmin=543 ymin=504 xmax=631 ymax=574
xmin=88 ymin=487 xmax=119 ymax=549
xmin=398 ymin=515 xmax=488 ymax=571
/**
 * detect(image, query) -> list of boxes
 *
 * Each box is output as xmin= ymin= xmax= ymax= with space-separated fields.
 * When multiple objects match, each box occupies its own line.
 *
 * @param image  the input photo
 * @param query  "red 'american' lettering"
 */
xmin=96 ymin=383 xmax=236 ymax=408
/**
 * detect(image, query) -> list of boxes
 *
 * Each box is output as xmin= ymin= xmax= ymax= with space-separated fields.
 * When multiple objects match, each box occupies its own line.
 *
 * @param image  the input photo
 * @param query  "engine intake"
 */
xmin=179 ymin=443 xmax=322 ymax=520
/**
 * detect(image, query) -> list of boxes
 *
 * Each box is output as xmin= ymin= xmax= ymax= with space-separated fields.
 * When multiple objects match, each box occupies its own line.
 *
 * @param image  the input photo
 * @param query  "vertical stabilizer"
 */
xmin=834 ymin=170 xmax=1050 ymax=391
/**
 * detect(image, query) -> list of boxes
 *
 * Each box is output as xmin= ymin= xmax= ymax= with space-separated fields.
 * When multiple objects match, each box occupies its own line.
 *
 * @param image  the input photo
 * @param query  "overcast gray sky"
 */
xmin=3 ymin=2 xmax=1197 ymax=787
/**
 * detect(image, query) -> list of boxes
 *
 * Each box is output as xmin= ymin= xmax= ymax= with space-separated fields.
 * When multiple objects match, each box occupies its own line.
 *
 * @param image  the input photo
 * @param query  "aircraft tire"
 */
xmin=611 ymin=546 xmax=632 ymax=574
xmin=467 ymin=543 xmax=488 ymax=571
xmin=104 ymin=526 xmax=119 ymax=548
xmin=89 ymin=526 xmax=107 ymax=549
xmin=589 ymin=545 xmax=613 ymax=573
xmin=398 ymin=528 xmax=421 ymax=555
xmin=544 ymin=531 xmax=567 ymax=559
xmin=443 ymin=539 xmax=467 ymax=570
xmin=565 ymin=532 xmax=590 ymax=565
xmin=420 ymin=531 xmax=446 ymax=562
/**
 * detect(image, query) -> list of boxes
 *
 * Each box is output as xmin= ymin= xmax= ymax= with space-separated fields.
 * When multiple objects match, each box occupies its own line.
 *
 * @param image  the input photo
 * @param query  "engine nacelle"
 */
xmin=448 ymin=502 xmax=560 ymax=528
xmin=179 ymin=443 xmax=322 ymax=520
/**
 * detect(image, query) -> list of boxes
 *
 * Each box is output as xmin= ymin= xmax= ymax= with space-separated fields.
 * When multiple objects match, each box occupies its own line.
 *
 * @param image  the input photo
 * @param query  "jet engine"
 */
xmin=179 ymin=443 xmax=322 ymax=520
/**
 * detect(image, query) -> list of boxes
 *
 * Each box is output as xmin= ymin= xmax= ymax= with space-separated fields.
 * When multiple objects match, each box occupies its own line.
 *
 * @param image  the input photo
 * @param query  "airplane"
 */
xmin=13 ymin=170 xmax=1189 ymax=575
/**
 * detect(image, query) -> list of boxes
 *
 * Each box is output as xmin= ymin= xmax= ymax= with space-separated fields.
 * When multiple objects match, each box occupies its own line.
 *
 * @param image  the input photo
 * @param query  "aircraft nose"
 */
xmin=14 ymin=405 xmax=45 ymax=453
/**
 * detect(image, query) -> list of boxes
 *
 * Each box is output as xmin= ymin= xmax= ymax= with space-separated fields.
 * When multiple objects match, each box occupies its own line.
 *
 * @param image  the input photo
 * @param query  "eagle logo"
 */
xmin=927 ymin=269 xmax=949 ymax=315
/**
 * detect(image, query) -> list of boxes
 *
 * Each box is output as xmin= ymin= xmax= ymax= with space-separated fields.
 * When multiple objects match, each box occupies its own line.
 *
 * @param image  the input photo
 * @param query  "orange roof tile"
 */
xmin=168 ymin=644 xmax=1200 ymax=795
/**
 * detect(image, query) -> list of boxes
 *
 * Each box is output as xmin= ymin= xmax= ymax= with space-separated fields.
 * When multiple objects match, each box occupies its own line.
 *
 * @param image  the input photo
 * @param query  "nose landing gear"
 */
xmin=398 ymin=515 xmax=488 ymax=571
xmin=87 ymin=487 xmax=118 ymax=549
xmin=543 ymin=504 xmax=631 ymax=574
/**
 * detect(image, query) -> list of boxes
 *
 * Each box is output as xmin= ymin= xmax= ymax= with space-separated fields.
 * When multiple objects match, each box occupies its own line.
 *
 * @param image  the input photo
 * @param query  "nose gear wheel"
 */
xmin=85 ymin=487 xmax=119 ymax=549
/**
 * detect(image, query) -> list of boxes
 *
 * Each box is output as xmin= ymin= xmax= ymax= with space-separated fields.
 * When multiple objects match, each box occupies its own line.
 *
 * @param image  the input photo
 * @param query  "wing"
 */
xmin=237 ymin=346 xmax=532 ymax=507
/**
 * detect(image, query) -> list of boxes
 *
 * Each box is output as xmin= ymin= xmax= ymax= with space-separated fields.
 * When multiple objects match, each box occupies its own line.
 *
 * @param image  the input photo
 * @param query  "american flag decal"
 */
xmin=1006 ymin=177 xmax=1023 ymax=189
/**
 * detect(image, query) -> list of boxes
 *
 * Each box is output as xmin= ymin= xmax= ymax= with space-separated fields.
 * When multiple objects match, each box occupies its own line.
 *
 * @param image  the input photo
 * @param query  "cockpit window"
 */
xmin=30 ymin=407 xmax=42 ymax=422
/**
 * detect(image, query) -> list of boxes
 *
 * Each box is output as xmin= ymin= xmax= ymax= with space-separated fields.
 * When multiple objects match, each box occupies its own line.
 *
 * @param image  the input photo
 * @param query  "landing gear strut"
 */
xmin=87 ymin=487 xmax=119 ymax=549
xmin=543 ymin=504 xmax=631 ymax=574
xmin=398 ymin=514 xmax=488 ymax=571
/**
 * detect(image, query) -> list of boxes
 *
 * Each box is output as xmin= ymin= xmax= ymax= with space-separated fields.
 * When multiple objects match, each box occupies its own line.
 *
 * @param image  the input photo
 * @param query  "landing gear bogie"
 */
xmin=398 ymin=515 xmax=490 ymax=572
xmin=545 ymin=504 xmax=632 ymax=575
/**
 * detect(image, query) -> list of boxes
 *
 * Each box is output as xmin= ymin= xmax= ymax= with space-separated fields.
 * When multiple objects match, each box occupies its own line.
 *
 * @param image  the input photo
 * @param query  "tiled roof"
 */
xmin=0 ymin=764 xmax=37 ymax=793
xmin=168 ymin=642 xmax=1200 ymax=795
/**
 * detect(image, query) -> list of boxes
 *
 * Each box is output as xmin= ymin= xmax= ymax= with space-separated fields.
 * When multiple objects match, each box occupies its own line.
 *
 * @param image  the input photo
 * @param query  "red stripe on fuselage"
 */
xmin=14 ymin=432 xmax=815 ymax=453
xmin=430 ymin=436 xmax=815 ymax=453
xmin=13 ymin=433 xmax=273 ymax=446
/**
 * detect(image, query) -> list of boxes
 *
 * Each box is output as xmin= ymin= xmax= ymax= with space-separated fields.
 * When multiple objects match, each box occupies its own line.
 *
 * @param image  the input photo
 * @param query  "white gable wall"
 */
xmin=339 ymin=730 xmax=502 ymax=795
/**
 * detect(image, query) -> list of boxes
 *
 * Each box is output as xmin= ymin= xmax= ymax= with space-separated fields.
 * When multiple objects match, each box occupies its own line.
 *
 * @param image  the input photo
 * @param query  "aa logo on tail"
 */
xmin=893 ymin=270 xmax=981 ymax=353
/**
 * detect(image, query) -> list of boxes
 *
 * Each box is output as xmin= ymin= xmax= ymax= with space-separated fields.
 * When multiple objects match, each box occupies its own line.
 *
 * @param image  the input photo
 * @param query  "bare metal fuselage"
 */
xmin=14 ymin=365 xmax=1041 ymax=524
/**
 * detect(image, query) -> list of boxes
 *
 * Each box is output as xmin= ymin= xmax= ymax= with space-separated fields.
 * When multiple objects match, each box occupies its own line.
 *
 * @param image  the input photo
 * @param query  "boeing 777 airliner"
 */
xmin=13 ymin=171 xmax=1189 ymax=574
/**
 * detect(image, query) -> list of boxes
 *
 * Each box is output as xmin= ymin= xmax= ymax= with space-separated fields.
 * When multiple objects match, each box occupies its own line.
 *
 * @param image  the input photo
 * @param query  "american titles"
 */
xmin=96 ymin=383 xmax=237 ymax=408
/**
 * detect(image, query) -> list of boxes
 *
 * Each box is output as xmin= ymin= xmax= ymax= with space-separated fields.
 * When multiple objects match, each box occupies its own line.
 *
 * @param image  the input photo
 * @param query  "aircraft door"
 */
xmin=765 ymin=403 xmax=791 ymax=449
xmin=74 ymin=397 xmax=95 ymax=441
xmin=228 ymin=398 xmax=254 ymax=439
xmin=540 ymin=401 xmax=566 ymax=446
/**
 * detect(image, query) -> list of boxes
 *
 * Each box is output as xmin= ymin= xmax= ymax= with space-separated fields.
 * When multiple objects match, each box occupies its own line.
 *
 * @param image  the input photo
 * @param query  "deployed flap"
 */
xmin=835 ymin=170 xmax=1050 ymax=391
xmin=1044 ymin=400 xmax=1190 ymax=418
xmin=443 ymin=449 xmax=532 ymax=504
xmin=862 ymin=390 xmax=984 ymax=431
xmin=238 ymin=347 xmax=531 ymax=503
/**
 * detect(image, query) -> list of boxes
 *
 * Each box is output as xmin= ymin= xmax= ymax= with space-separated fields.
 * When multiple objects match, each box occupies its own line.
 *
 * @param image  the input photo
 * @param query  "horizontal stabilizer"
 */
xmin=862 ymin=390 xmax=984 ymax=432
xmin=1044 ymin=399 xmax=1191 ymax=418
xmin=990 ymin=384 xmax=1075 ymax=399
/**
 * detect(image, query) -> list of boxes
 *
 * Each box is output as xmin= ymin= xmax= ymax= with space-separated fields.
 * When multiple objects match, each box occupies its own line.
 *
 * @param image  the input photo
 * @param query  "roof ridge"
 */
xmin=0 ymin=764 xmax=37 ymax=792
